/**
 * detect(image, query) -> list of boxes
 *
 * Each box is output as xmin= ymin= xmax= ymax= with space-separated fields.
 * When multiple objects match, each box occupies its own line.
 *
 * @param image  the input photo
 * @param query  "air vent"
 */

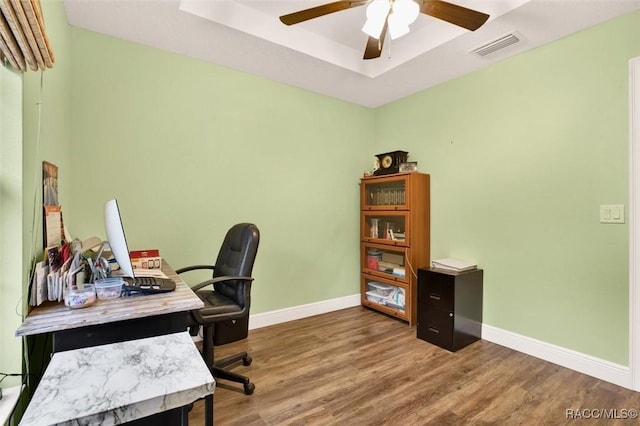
xmin=470 ymin=32 xmax=521 ymax=57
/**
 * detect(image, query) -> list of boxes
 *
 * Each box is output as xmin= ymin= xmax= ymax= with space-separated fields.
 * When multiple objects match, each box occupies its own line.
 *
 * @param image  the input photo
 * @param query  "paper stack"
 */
xmin=431 ymin=257 xmax=477 ymax=273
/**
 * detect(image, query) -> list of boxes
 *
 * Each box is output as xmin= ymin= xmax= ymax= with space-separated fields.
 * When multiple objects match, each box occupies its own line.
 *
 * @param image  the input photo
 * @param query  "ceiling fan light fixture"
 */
xmin=388 ymin=12 xmax=410 ymax=40
xmin=363 ymin=0 xmax=419 ymax=41
xmin=393 ymin=0 xmax=419 ymax=26
xmin=362 ymin=0 xmax=390 ymax=39
xmin=390 ymin=0 xmax=419 ymax=39
xmin=280 ymin=0 xmax=490 ymax=61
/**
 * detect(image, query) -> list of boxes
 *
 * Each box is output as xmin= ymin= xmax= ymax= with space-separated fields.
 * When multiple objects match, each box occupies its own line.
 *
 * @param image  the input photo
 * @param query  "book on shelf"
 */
xmin=367 ymin=256 xmax=379 ymax=270
xmin=381 ymin=252 xmax=404 ymax=265
xmin=378 ymin=260 xmax=400 ymax=270
xmin=431 ymin=257 xmax=477 ymax=273
xmin=392 ymin=267 xmax=405 ymax=277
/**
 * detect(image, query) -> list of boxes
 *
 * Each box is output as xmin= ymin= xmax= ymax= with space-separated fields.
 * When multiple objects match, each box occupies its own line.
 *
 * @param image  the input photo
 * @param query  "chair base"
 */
xmin=213 ymin=351 xmax=255 ymax=395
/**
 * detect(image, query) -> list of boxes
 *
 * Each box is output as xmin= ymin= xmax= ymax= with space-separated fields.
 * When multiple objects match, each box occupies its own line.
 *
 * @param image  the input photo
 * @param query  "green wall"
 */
xmin=0 ymin=60 xmax=23 ymax=389
xmin=66 ymin=28 xmax=374 ymax=313
xmin=0 ymin=0 xmax=71 ymax=393
xmin=22 ymin=0 xmax=73 ymax=287
xmin=374 ymin=11 xmax=640 ymax=364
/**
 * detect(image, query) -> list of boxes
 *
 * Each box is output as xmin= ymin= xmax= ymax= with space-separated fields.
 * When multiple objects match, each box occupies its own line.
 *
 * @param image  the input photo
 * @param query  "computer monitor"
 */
xmin=104 ymin=199 xmax=135 ymax=278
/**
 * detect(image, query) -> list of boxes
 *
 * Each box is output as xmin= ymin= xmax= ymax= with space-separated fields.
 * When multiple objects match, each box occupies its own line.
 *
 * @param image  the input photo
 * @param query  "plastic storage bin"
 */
xmin=365 ymin=291 xmax=386 ymax=304
xmin=65 ymin=284 xmax=96 ymax=309
xmin=94 ymin=277 xmax=124 ymax=299
xmin=367 ymin=281 xmax=394 ymax=297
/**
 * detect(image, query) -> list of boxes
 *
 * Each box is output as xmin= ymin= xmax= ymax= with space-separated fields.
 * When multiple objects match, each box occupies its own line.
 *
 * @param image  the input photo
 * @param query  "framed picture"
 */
xmin=42 ymin=161 xmax=59 ymax=206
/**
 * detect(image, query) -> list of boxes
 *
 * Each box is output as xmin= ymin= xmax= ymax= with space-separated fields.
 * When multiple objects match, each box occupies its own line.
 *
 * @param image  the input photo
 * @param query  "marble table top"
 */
xmin=19 ymin=332 xmax=214 ymax=426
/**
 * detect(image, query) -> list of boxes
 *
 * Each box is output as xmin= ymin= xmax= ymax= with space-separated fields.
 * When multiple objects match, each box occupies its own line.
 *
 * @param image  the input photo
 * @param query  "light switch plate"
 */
xmin=600 ymin=205 xmax=625 ymax=224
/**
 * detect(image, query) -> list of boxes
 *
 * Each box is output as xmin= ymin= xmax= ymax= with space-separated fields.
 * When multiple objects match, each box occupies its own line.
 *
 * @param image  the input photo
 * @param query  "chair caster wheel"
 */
xmin=243 ymin=355 xmax=252 ymax=366
xmin=244 ymin=382 xmax=255 ymax=395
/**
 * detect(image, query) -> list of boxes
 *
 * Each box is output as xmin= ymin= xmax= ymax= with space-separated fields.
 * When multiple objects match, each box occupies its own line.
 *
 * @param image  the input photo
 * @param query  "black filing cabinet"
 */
xmin=417 ymin=268 xmax=483 ymax=352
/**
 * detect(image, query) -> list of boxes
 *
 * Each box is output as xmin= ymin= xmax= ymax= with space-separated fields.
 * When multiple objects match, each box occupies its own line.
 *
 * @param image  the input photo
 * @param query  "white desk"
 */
xmin=17 ymin=260 xmax=203 ymax=353
xmin=16 ymin=261 xmax=203 ymax=343
xmin=19 ymin=332 xmax=214 ymax=426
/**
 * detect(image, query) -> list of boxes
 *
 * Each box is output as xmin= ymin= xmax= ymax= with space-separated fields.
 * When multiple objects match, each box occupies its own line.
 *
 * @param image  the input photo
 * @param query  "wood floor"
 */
xmin=189 ymin=307 xmax=639 ymax=425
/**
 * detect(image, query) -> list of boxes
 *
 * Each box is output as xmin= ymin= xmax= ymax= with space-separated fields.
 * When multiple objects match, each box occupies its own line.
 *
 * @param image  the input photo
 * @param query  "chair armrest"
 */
xmin=175 ymin=264 xmax=215 ymax=274
xmin=190 ymin=275 xmax=255 ymax=292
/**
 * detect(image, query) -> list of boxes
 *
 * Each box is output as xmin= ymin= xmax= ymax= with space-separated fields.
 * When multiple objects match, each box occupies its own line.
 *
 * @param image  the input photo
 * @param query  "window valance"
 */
xmin=0 ymin=0 xmax=54 ymax=72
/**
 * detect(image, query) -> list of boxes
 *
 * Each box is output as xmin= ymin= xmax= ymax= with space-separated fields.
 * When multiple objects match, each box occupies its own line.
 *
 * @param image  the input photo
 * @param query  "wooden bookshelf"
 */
xmin=360 ymin=172 xmax=430 ymax=326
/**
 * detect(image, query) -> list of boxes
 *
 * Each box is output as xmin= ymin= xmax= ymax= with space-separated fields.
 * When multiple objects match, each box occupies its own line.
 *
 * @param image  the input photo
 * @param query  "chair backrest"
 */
xmin=212 ymin=223 xmax=260 ymax=307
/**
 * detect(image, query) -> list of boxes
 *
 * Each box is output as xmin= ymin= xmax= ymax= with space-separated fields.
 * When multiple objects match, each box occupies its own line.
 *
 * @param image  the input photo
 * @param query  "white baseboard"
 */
xmin=482 ymin=324 xmax=632 ymax=390
xmin=249 ymin=293 xmax=361 ymax=330
xmin=248 ymin=297 xmax=633 ymax=390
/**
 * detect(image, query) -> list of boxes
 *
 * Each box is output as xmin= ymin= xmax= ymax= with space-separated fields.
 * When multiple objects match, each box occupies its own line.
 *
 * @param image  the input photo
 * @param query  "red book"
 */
xmin=367 ymin=256 xmax=379 ymax=270
xmin=129 ymin=249 xmax=160 ymax=259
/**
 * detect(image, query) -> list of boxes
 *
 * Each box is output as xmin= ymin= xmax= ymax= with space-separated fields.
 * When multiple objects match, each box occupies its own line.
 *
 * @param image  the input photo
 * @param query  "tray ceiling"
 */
xmin=64 ymin=0 xmax=640 ymax=107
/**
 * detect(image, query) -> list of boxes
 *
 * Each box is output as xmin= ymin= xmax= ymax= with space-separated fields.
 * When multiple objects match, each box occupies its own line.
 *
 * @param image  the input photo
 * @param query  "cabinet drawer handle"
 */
xmin=429 ymin=293 xmax=440 ymax=301
xmin=428 ymin=326 xmax=440 ymax=334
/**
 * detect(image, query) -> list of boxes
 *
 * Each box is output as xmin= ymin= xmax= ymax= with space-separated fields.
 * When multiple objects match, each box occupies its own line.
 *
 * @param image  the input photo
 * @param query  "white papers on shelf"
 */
xmin=431 ymin=257 xmax=477 ymax=272
xmin=392 ymin=267 xmax=405 ymax=277
xmin=30 ymin=261 xmax=49 ymax=306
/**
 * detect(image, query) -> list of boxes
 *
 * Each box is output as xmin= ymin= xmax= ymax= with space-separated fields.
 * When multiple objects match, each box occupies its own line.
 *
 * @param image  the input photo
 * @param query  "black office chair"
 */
xmin=176 ymin=223 xmax=260 ymax=401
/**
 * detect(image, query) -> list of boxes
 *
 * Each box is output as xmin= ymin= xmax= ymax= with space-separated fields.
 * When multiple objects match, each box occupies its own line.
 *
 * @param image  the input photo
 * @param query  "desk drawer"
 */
xmin=52 ymin=312 xmax=188 ymax=352
xmin=417 ymin=306 xmax=453 ymax=350
xmin=418 ymin=269 xmax=454 ymax=310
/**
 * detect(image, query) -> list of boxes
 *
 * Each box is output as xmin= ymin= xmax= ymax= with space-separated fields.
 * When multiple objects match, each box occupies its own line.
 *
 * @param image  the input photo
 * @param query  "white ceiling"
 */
xmin=64 ymin=0 xmax=640 ymax=108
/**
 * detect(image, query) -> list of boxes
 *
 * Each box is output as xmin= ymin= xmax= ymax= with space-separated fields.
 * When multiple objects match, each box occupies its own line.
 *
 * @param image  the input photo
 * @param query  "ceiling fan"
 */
xmin=279 ymin=0 xmax=490 ymax=60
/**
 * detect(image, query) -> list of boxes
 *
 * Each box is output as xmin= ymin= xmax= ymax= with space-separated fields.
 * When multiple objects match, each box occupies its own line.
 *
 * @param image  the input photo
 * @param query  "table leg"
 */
xmin=203 ymin=324 xmax=214 ymax=426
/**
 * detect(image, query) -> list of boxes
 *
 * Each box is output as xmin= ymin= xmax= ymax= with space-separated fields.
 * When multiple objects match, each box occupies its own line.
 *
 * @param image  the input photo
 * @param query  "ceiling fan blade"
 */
xmin=280 ymin=0 xmax=369 ymax=26
xmin=421 ymin=0 xmax=489 ymax=31
xmin=363 ymin=21 xmax=388 ymax=60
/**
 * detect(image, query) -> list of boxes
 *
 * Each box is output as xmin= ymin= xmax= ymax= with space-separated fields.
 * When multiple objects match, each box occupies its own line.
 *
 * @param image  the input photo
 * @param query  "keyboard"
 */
xmin=123 ymin=276 xmax=176 ymax=294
